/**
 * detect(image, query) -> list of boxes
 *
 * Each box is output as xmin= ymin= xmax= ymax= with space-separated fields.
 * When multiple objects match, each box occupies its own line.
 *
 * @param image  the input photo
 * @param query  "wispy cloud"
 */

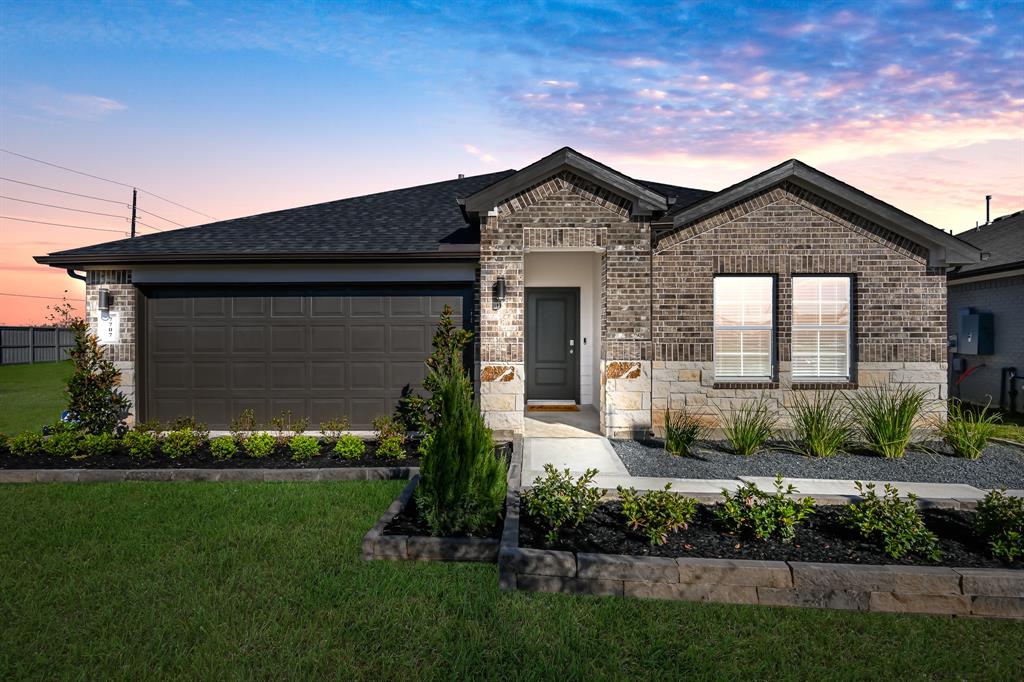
xmin=6 ymin=85 xmax=126 ymax=120
xmin=462 ymin=144 xmax=496 ymax=163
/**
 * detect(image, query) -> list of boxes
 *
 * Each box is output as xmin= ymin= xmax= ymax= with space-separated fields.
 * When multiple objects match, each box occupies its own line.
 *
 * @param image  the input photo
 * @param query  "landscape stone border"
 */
xmin=0 ymin=466 xmax=417 ymax=484
xmin=361 ymin=436 xmax=523 ymax=564
xmin=497 ymin=493 xmax=1023 ymax=619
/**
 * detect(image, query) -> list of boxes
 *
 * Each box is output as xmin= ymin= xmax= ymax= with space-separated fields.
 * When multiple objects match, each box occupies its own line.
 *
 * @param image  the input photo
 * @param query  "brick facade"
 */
xmin=85 ymin=269 xmax=137 ymax=424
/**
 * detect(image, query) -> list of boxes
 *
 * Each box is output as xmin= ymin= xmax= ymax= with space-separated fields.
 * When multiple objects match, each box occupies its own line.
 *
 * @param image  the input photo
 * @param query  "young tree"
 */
xmin=65 ymin=319 xmax=131 ymax=434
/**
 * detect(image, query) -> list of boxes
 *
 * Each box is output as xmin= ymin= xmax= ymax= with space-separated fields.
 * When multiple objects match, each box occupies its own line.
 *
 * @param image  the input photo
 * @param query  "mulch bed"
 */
xmin=0 ymin=440 xmax=421 ymax=470
xmin=381 ymin=492 xmax=504 ymax=540
xmin=521 ymin=501 xmax=1023 ymax=570
xmin=612 ymin=439 xmax=1024 ymax=489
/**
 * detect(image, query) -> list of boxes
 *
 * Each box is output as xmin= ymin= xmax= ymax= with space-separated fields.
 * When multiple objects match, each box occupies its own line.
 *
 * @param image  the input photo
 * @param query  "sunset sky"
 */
xmin=1 ymin=0 xmax=1022 ymax=324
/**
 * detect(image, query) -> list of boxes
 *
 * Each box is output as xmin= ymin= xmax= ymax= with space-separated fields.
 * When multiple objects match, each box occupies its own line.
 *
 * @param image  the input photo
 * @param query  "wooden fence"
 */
xmin=0 ymin=326 xmax=75 ymax=365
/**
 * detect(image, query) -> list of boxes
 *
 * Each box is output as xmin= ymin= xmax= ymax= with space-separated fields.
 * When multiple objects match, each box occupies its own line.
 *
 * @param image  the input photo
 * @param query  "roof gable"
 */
xmin=658 ymin=159 xmax=980 ymax=267
xmin=464 ymin=147 xmax=668 ymax=216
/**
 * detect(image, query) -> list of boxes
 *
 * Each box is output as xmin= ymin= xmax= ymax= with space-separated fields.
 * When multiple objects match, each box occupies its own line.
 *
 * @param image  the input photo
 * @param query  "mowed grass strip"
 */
xmin=1 ymin=481 xmax=1022 ymax=681
xmin=0 ymin=360 xmax=72 ymax=434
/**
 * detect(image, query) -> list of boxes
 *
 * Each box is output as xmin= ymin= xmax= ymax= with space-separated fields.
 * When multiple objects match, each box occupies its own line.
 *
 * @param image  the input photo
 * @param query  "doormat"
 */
xmin=527 ymin=404 xmax=579 ymax=412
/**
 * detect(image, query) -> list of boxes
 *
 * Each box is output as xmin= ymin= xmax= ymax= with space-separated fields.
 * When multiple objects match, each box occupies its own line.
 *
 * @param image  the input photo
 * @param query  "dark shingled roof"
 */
xmin=950 ymin=209 xmax=1024 ymax=277
xmin=36 ymin=168 xmax=710 ymax=265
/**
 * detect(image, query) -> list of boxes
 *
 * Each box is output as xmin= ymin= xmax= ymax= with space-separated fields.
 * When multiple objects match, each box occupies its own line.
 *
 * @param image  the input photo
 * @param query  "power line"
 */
xmin=0 ymin=177 xmax=127 ymax=205
xmin=0 ymin=215 xmax=128 ymax=234
xmin=0 ymin=149 xmax=218 ymax=221
xmin=0 ymin=292 xmax=83 ymax=301
xmin=0 ymin=194 xmax=127 ymax=220
xmin=136 ymin=206 xmax=185 ymax=227
xmin=134 ymin=219 xmax=165 ymax=232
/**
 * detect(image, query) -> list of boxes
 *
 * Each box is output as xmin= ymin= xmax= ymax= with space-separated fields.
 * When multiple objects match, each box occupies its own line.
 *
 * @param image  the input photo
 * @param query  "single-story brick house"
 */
xmin=946 ymin=209 xmax=1024 ymax=414
xmin=36 ymin=147 xmax=980 ymax=436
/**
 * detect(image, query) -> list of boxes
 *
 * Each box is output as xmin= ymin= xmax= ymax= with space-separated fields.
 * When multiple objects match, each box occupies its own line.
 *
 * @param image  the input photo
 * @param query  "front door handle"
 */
xmin=569 ymin=339 xmax=574 ymax=356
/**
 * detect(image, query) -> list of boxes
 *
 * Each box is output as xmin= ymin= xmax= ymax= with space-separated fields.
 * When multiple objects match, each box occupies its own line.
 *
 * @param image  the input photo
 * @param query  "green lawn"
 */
xmin=1 ymin=481 xmax=1021 ymax=680
xmin=0 ymin=361 xmax=72 ymax=434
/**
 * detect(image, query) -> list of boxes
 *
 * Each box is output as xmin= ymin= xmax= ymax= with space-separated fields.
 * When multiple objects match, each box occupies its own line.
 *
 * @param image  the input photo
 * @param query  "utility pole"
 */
xmin=130 ymin=187 xmax=137 ymax=238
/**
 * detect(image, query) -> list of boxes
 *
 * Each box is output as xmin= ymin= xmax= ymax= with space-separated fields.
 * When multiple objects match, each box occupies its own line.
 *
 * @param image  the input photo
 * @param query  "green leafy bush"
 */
xmin=618 ymin=484 xmax=698 ymax=545
xmin=123 ymin=429 xmax=159 ymax=459
xmin=80 ymin=432 xmax=117 ymax=459
xmin=414 ymin=364 xmax=508 ymax=536
xmin=663 ymin=409 xmax=709 ymax=456
xmin=786 ymin=390 xmax=853 ymax=457
xmin=842 ymin=482 xmax=941 ymax=560
xmin=720 ymin=398 xmax=778 ymax=456
xmin=8 ymin=431 xmax=44 ymax=456
xmin=333 ymin=434 xmax=366 ymax=459
xmin=43 ymin=422 xmax=83 ymax=458
xmin=373 ymin=415 xmax=406 ymax=460
xmin=161 ymin=425 xmax=208 ymax=459
xmin=523 ymin=465 xmax=604 ymax=542
xmin=65 ymin=319 xmax=132 ymax=435
xmin=288 ymin=435 xmax=321 ymax=461
xmin=847 ymin=383 xmax=927 ymax=458
xmin=975 ymin=489 xmax=1023 ymax=563
xmin=716 ymin=474 xmax=815 ymax=542
xmin=243 ymin=432 xmax=277 ymax=459
xmin=210 ymin=436 xmax=238 ymax=461
xmin=939 ymin=399 xmax=1000 ymax=460
xmin=395 ymin=304 xmax=473 ymax=433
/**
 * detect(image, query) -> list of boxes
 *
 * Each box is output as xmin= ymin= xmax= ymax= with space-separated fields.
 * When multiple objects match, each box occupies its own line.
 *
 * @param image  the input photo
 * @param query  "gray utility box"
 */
xmin=957 ymin=308 xmax=994 ymax=355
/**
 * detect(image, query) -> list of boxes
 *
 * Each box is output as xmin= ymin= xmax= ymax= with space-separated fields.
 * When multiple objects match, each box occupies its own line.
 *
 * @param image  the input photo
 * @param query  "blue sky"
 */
xmin=1 ymin=0 xmax=1022 ymax=322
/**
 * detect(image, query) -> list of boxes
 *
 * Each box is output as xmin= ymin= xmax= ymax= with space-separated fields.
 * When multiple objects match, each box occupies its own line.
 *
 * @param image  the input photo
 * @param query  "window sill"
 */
xmin=791 ymin=381 xmax=857 ymax=390
xmin=713 ymin=381 xmax=779 ymax=390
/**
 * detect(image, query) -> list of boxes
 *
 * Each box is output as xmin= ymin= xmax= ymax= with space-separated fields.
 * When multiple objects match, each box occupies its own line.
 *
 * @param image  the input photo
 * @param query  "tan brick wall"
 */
xmin=652 ymin=182 xmax=947 ymax=430
xmin=85 ymin=269 xmax=136 ymax=424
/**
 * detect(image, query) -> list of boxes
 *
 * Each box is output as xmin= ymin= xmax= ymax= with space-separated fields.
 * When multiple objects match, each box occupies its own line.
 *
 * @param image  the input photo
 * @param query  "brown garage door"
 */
xmin=141 ymin=284 xmax=470 ymax=429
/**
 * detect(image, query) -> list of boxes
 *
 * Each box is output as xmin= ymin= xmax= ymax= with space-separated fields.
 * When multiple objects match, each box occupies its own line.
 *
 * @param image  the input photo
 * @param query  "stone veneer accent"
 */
xmin=651 ymin=182 xmax=948 ymax=432
xmin=479 ymin=170 xmax=653 ymax=436
xmin=85 ymin=269 xmax=137 ymax=424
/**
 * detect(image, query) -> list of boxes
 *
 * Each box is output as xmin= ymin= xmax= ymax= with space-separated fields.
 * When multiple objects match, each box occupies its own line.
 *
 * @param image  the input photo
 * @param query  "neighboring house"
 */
xmin=947 ymin=210 xmax=1024 ymax=415
xmin=35 ymin=147 xmax=979 ymax=436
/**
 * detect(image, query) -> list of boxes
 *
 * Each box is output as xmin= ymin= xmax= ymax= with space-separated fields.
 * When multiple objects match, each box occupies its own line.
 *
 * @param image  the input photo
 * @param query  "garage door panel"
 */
xmin=145 ymin=286 xmax=468 ymax=429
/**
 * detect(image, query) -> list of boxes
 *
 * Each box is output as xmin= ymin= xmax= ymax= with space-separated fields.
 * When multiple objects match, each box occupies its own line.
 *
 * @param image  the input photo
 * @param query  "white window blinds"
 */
xmin=713 ymin=276 xmax=774 ymax=379
xmin=792 ymin=276 xmax=851 ymax=379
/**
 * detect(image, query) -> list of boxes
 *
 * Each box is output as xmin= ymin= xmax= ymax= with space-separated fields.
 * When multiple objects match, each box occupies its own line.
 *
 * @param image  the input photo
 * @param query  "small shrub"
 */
xmin=373 ymin=415 xmax=406 ymax=460
xmin=289 ymin=435 xmax=321 ymax=461
xmin=65 ymin=319 xmax=131 ymax=434
xmin=333 ymin=434 xmax=366 ymax=459
xmin=8 ymin=431 xmax=44 ymax=456
xmin=842 ymin=482 xmax=941 ymax=561
xmin=270 ymin=410 xmax=309 ymax=441
xmin=975 ymin=489 xmax=1024 ymax=563
xmin=524 ymin=465 xmax=605 ymax=542
xmin=716 ymin=474 xmax=815 ymax=542
xmin=847 ymin=383 xmax=927 ymax=458
xmin=42 ymin=423 xmax=83 ymax=458
xmin=243 ymin=432 xmax=277 ymax=459
xmin=161 ymin=425 xmax=208 ymax=459
xmin=79 ymin=432 xmax=117 ymax=459
xmin=663 ymin=409 xmax=709 ymax=456
xmin=786 ymin=390 xmax=853 ymax=458
xmin=720 ymin=398 xmax=778 ymax=456
xmin=122 ymin=429 xmax=159 ymax=459
xmin=939 ymin=399 xmax=1000 ymax=460
xmin=618 ymin=484 xmax=698 ymax=545
xmin=229 ymin=409 xmax=258 ymax=443
xmin=320 ymin=415 xmax=351 ymax=441
xmin=210 ymin=436 xmax=238 ymax=461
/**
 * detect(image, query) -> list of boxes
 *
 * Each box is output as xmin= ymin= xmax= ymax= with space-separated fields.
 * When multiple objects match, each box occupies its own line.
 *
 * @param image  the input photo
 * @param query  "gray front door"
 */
xmin=525 ymin=288 xmax=580 ymax=402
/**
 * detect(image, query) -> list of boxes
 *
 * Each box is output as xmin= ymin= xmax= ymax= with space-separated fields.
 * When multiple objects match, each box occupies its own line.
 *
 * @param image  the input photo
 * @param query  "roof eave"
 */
xmin=464 ymin=147 xmax=668 ymax=216
xmin=33 ymin=248 xmax=481 ymax=268
xmin=665 ymin=160 xmax=981 ymax=268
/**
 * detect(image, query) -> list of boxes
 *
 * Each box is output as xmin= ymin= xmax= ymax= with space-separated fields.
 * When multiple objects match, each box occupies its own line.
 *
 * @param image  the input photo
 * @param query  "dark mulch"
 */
xmin=0 ymin=440 xmax=420 ymax=470
xmin=521 ymin=501 xmax=1022 ymax=570
xmin=382 ymin=493 xmax=504 ymax=540
xmin=612 ymin=439 xmax=1024 ymax=489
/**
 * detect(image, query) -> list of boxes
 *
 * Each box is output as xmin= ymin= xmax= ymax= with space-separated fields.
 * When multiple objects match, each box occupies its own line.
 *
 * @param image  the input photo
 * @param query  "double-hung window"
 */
xmin=792 ymin=276 xmax=852 ymax=380
xmin=713 ymin=276 xmax=774 ymax=380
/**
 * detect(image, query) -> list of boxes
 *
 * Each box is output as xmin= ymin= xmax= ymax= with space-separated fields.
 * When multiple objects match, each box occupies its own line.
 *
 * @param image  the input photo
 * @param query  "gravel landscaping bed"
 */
xmin=520 ymin=501 xmax=1022 ymax=570
xmin=612 ymin=439 xmax=1024 ymax=489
